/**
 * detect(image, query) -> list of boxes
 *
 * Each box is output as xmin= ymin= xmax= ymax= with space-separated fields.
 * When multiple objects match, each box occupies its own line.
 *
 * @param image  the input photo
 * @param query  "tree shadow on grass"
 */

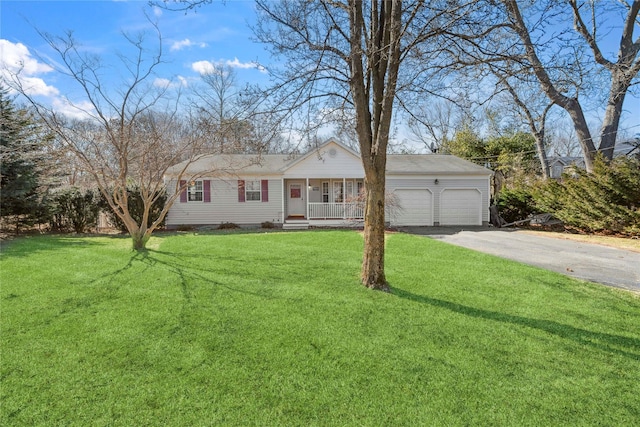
xmin=393 ymin=287 xmax=640 ymax=361
xmin=135 ymin=249 xmax=297 ymax=303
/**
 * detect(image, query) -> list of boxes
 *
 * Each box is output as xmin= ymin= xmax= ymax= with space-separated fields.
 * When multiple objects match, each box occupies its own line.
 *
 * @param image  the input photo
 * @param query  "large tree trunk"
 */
xmin=598 ymin=75 xmax=628 ymax=160
xmin=130 ymin=229 xmax=150 ymax=251
xmin=348 ymin=0 xmax=401 ymax=291
xmin=533 ymin=131 xmax=550 ymax=179
xmin=361 ymin=171 xmax=389 ymax=291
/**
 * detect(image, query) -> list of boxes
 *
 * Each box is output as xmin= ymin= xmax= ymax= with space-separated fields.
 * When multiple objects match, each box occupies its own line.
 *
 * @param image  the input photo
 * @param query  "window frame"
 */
xmin=245 ymin=179 xmax=262 ymax=202
xmin=322 ymin=181 xmax=330 ymax=203
xmin=333 ymin=181 xmax=344 ymax=203
xmin=187 ymin=180 xmax=204 ymax=202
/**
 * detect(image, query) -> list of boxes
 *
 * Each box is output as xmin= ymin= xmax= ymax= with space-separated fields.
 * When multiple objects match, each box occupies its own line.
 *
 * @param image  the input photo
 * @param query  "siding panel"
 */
xmin=166 ymin=178 xmax=283 ymax=226
xmin=283 ymin=142 xmax=364 ymax=178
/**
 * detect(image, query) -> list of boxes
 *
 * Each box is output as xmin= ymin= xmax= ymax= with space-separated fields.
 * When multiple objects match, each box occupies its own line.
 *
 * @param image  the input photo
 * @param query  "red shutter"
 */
xmin=261 ymin=180 xmax=269 ymax=202
xmin=238 ymin=180 xmax=245 ymax=202
xmin=203 ymin=180 xmax=211 ymax=203
xmin=179 ymin=180 xmax=187 ymax=203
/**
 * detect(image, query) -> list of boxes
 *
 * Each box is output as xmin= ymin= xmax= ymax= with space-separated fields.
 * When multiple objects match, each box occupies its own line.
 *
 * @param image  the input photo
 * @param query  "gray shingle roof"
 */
xmin=165 ymin=153 xmax=296 ymax=176
xmin=166 ymin=148 xmax=492 ymax=177
xmin=386 ymin=154 xmax=492 ymax=175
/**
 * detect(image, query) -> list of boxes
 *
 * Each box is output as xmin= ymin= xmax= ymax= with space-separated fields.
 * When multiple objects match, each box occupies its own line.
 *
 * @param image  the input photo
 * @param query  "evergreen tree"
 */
xmin=0 ymin=86 xmax=49 ymax=230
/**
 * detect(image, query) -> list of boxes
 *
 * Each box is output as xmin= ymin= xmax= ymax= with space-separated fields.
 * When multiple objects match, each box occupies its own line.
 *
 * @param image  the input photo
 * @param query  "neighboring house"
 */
xmin=164 ymin=139 xmax=492 ymax=229
xmin=549 ymin=141 xmax=638 ymax=179
xmin=613 ymin=140 xmax=639 ymax=158
xmin=548 ymin=156 xmax=585 ymax=179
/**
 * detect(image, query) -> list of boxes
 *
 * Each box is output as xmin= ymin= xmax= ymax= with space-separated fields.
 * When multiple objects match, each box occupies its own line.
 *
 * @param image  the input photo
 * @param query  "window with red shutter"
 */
xmin=238 ymin=180 xmax=245 ymax=202
xmin=203 ymin=180 xmax=211 ymax=203
xmin=179 ymin=180 xmax=187 ymax=203
xmin=261 ymin=180 xmax=269 ymax=202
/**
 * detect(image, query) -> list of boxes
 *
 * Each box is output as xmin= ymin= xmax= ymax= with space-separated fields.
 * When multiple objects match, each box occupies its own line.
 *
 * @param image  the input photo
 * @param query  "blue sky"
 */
xmin=1 ymin=0 xmax=271 ymax=117
xmin=1 ymin=0 xmax=639 ymax=145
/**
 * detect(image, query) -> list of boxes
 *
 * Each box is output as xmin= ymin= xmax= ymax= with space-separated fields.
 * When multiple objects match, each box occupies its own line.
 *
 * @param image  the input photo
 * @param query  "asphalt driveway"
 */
xmin=401 ymin=226 xmax=640 ymax=293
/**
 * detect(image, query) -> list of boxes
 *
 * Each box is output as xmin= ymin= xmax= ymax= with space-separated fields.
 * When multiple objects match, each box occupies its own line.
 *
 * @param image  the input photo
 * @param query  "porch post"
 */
xmin=343 ymin=177 xmax=346 ymax=219
xmin=306 ymin=177 xmax=309 ymax=219
xmin=281 ymin=178 xmax=285 ymax=223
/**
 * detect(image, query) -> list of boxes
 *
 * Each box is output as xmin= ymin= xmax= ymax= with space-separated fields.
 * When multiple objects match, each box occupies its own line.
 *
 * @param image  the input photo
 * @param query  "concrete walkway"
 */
xmin=401 ymin=226 xmax=640 ymax=293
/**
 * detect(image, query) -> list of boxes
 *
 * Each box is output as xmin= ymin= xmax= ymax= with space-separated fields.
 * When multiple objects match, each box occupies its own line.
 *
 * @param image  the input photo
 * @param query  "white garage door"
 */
xmin=392 ymin=189 xmax=433 ymax=226
xmin=440 ymin=189 xmax=482 ymax=225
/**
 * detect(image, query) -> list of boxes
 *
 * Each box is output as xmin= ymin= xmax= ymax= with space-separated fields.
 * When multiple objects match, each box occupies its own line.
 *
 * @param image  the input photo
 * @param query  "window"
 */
xmin=245 ymin=180 xmax=261 ymax=201
xmin=357 ymin=181 xmax=364 ymax=195
xmin=346 ymin=181 xmax=354 ymax=198
xmin=333 ymin=181 xmax=344 ymax=203
xmin=322 ymin=181 xmax=329 ymax=203
xmin=188 ymin=181 xmax=203 ymax=202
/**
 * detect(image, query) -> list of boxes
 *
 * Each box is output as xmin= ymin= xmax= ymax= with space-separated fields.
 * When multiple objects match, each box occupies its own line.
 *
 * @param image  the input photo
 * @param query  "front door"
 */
xmin=288 ymin=182 xmax=305 ymax=217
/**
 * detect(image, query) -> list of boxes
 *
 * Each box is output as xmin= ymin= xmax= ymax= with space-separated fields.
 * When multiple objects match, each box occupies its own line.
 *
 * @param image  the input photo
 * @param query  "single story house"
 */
xmin=164 ymin=139 xmax=492 ymax=229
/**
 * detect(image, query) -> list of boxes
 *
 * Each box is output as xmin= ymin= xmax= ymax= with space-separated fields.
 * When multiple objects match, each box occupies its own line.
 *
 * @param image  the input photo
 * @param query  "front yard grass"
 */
xmin=1 ymin=230 xmax=639 ymax=426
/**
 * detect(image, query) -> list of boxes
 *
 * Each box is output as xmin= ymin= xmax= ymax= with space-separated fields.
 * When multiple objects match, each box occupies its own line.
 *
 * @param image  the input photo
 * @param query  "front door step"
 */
xmin=283 ymin=220 xmax=309 ymax=230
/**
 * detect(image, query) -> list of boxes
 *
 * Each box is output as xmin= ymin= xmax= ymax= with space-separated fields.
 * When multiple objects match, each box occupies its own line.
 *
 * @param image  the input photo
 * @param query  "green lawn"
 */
xmin=1 ymin=230 xmax=639 ymax=426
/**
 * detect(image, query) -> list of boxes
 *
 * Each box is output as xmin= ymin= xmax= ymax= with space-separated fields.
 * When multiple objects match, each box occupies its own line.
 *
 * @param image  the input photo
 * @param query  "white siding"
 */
xmin=283 ymin=141 xmax=364 ymax=178
xmin=166 ymin=178 xmax=283 ymax=226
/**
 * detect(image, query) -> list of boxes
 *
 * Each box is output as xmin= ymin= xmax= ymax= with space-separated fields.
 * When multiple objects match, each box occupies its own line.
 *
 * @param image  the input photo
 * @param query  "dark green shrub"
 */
xmin=176 ymin=224 xmax=195 ymax=231
xmin=218 ymin=222 xmax=240 ymax=230
xmin=51 ymin=187 xmax=100 ymax=233
xmin=261 ymin=221 xmax=275 ymax=229
xmin=495 ymin=187 xmax=537 ymax=224
xmin=100 ymin=185 xmax=167 ymax=233
xmin=533 ymin=156 xmax=640 ymax=236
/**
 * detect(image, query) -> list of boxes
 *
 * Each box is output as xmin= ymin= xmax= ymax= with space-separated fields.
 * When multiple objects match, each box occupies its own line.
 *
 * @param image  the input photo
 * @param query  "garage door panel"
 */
xmin=392 ymin=189 xmax=432 ymax=226
xmin=440 ymin=189 xmax=481 ymax=225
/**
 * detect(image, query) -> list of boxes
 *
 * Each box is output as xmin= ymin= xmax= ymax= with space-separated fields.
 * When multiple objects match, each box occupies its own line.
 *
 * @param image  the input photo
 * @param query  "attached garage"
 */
xmin=386 ymin=154 xmax=492 ymax=227
xmin=392 ymin=189 xmax=433 ymax=226
xmin=440 ymin=189 xmax=482 ymax=225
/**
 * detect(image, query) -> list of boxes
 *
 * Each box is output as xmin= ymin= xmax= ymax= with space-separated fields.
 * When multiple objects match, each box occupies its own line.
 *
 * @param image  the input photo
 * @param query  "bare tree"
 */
xmin=190 ymin=64 xmax=287 ymax=154
xmin=500 ymin=0 xmax=640 ymax=172
xmin=6 ymin=23 xmax=222 ymax=249
xmin=489 ymin=70 xmax=554 ymax=178
xmin=251 ymin=1 xmax=475 ymax=291
xmin=407 ymin=100 xmax=458 ymax=153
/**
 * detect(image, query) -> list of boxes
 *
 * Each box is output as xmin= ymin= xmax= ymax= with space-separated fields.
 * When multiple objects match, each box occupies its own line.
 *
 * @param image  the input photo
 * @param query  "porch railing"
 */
xmin=308 ymin=202 xmax=364 ymax=219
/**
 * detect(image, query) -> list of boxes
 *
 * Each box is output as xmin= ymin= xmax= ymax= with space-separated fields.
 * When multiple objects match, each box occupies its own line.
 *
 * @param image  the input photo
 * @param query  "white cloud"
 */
xmin=190 ymin=58 xmax=267 ymax=75
xmin=1 ymin=39 xmax=53 ymax=74
xmin=170 ymin=38 xmax=207 ymax=51
xmin=51 ymin=98 xmax=96 ymax=121
xmin=191 ymin=60 xmax=216 ymax=74
xmin=171 ymin=39 xmax=193 ymax=51
xmin=0 ymin=39 xmax=59 ymax=96
xmin=225 ymin=57 xmax=258 ymax=69
xmin=153 ymin=76 xmax=188 ymax=88
xmin=154 ymin=77 xmax=172 ymax=88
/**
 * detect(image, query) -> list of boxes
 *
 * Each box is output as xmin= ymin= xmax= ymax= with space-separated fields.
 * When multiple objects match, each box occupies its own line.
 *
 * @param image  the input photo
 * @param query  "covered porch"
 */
xmin=282 ymin=178 xmax=365 ymax=229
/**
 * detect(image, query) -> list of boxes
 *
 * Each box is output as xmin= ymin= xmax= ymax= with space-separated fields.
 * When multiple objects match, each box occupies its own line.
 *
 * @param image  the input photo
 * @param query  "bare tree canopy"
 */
xmin=452 ymin=0 xmax=640 ymax=172
xmin=4 ymin=20 xmax=224 ymax=249
xmin=190 ymin=64 xmax=286 ymax=154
